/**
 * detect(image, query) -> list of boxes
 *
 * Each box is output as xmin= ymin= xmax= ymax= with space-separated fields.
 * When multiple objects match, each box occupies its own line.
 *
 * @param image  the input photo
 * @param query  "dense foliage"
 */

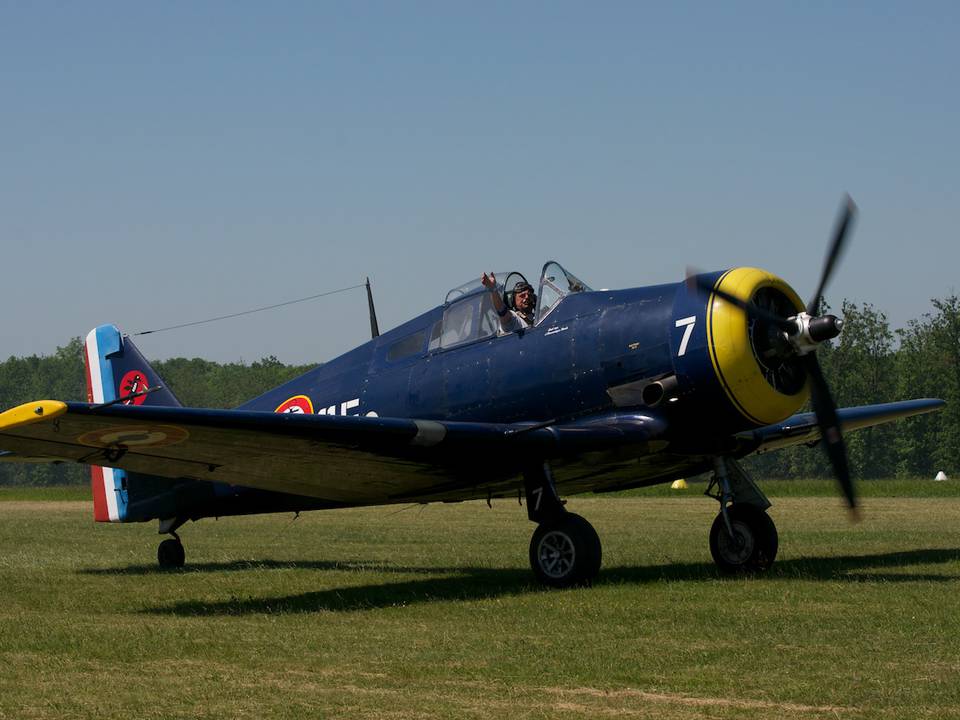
xmin=2 ymin=297 xmax=958 ymax=485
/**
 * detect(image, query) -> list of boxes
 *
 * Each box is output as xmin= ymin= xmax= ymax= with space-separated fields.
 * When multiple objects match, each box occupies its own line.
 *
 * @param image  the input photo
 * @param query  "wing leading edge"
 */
xmin=740 ymin=398 xmax=945 ymax=454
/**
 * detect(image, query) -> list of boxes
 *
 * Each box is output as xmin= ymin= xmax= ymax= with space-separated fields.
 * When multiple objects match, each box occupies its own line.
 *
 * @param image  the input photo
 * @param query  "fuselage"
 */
xmin=87 ymin=265 xmax=816 ymax=523
xmin=241 ymin=267 xmax=809 ymax=443
xmin=245 ymin=286 xmax=670 ymax=420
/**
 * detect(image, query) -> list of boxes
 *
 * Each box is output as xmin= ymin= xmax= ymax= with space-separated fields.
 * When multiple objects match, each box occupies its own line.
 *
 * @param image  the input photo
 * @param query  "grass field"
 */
xmin=2 ymin=487 xmax=959 ymax=719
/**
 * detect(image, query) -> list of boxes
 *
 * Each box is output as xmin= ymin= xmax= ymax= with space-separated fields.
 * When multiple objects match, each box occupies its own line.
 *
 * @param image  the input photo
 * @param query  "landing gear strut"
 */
xmin=524 ymin=464 xmax=601 ymax=587
xmin=707 ymin=458 xmax=778 ymax=574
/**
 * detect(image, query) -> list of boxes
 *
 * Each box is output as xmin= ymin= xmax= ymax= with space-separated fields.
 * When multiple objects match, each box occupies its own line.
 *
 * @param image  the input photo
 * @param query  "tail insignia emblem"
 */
xmin=119 ymin=370 xmax=149 ymax=406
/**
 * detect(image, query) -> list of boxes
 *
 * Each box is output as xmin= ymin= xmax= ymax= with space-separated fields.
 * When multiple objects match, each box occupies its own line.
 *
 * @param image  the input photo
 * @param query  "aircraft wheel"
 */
xmin=157 ymin=538 xmax=185 ymax=569
xmin=709 ymin=505 xmax=778 ymax=574
xmin=529 ymin=513 xmax=602 ymax=588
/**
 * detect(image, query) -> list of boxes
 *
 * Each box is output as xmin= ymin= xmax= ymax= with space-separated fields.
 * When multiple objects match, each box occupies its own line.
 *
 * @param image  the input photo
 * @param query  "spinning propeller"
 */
xmin=691 ymin=196 xmax=859 ymax=516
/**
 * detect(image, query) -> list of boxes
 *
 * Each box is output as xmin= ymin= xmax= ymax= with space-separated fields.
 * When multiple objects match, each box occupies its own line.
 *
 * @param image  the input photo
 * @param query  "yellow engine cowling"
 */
xmin=705 ymin=267 xmax=810 ymax=426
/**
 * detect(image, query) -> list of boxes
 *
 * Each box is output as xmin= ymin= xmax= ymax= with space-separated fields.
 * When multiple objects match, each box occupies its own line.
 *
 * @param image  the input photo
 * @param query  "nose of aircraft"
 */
xmin=690 ymin=196 xmax=859 ymax=515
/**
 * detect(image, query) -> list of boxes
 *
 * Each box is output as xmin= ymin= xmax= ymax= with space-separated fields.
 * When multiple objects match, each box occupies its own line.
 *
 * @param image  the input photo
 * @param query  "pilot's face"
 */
xmin=515 ymin=287 xmax=535 ymax=311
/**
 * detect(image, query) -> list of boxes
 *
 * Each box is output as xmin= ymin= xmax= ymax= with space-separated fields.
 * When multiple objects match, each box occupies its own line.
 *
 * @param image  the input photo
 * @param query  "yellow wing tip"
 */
xmin=0 ymin=401 xmax=68 ymax=431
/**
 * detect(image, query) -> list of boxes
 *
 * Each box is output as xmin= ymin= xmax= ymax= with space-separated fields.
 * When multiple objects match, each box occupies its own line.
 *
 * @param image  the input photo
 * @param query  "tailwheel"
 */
xmin=709 ymin=505 xmax=778 ymax=574
xmin=157 ymin=537 xmax=185 ymax=569
xmin=529 ymin=513 xmax=602 ymax=588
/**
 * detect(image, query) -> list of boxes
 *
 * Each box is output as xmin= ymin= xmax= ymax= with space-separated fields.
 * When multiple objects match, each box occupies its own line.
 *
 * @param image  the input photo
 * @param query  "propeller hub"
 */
xmin=786 ymin=312 xmax=843 ymax=355
xmin=808 ymin=314 xmax=843 ymax=343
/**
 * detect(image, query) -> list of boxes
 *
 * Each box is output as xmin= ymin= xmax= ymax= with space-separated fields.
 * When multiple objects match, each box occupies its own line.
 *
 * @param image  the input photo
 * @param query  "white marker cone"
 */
xmin=935 ymin=471 xmax=948 ymax=482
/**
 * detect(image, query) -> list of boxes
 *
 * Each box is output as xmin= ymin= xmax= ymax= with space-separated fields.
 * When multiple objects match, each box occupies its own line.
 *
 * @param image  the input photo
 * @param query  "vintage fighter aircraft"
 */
xmin=0 ymin=199 xmax=945 ymax=586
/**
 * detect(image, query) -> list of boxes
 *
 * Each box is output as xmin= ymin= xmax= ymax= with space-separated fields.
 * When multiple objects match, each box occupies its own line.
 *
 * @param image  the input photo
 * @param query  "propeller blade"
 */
xmin=687 ymin=271 xmax=795 ymax=331
xmin=806 ymin=195 xmax=858 ymax=315
xmin=802 ymin=353 xmax=859 ymax=518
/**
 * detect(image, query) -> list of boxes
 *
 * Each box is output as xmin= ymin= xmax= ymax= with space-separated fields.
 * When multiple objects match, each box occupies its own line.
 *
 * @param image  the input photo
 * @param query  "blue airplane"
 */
xmin=0 ymin=199 xmax=945 ymax=586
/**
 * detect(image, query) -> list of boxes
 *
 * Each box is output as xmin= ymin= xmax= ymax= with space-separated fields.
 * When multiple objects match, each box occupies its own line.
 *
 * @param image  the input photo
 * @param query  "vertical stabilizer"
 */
xmin=83 ymin=325 xmax=181 ymax=522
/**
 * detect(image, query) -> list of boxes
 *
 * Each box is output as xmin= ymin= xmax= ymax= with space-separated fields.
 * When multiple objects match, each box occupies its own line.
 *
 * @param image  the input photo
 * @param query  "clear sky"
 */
xmin=2 ymin=2 xmax=957 ymax=365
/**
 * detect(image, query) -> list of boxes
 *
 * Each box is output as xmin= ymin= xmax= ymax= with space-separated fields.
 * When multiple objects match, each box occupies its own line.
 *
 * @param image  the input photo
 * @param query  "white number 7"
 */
xmin=675 ymin=316 xmax=696 ymax=357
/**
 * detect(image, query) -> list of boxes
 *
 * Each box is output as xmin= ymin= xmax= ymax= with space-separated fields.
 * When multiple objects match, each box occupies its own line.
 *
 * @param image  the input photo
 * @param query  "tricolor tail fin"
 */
xmin=84 ymin=325 xmax=181 ymax=409
xmin=83 ymin=325 xmax=181 ymax=523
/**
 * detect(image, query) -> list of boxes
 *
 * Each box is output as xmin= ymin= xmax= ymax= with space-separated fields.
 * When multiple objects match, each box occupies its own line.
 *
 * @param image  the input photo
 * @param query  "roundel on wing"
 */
xmin=77 ymin=424 xmax=189 ymax=448
xmin=275 ymin=395 xmax=314 ymax=414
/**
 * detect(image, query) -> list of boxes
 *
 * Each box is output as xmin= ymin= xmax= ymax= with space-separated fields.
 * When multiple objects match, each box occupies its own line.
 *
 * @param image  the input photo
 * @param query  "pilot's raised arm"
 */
xmin=481 ymin=272 xmax=534 ymax=333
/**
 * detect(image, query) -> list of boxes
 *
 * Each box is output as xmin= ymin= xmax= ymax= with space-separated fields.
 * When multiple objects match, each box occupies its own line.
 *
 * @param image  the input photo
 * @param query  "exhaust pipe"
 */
xmin=642 ymin=375 xmax=678 ymax=407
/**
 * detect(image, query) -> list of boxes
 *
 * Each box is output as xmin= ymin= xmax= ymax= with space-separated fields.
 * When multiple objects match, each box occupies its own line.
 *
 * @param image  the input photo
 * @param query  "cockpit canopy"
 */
xmin=534 ymin=261 xmax=590 ymax=323
xmin=437 ymin=261 xmax=591 ymax=350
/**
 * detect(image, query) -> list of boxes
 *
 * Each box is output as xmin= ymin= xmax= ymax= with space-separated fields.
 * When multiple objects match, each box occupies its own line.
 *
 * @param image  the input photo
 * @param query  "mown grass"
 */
xmin=0 ymin=485 xmax=92 ymax=502
xmin=1 ymin=493 xmax=958 ymax=719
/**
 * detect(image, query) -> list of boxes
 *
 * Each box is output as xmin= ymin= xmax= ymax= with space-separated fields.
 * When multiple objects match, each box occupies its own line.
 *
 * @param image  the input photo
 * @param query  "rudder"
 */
xmin=83 ymin=325 xmax=182 ymax=523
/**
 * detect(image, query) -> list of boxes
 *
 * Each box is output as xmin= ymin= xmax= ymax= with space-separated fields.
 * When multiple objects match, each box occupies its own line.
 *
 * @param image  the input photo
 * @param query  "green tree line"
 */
xmin=2 ymin=297 xmax=958 ymax=486
xmin=0 ymin=340 xmax=314 ymax=485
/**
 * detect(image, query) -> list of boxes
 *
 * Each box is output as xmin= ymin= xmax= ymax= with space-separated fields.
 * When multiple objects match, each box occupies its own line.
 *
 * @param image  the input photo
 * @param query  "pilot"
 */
xmin=481 ymin=272 xmax=536 ymax=332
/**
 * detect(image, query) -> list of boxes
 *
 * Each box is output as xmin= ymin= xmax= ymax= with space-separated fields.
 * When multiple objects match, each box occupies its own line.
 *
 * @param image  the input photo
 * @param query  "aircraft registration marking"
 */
xmin=316 ymin=400 xmax=359 ymax=416
xmin=314 ymin=398 xmax=378 ymax=418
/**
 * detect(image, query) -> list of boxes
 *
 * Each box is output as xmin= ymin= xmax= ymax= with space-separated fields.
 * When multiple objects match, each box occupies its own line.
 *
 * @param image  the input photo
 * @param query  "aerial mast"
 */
xmin=366 ymin=277 xmax=380 ymax=339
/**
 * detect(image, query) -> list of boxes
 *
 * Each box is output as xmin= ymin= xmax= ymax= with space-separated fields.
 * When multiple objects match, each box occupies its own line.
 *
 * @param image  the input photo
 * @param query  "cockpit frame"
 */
xmin=435 ymin=262 xmax=592 ymax=351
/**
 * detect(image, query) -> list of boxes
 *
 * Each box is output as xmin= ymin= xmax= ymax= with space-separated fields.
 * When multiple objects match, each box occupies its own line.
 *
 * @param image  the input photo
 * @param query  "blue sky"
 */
xmin=2 ymin=2 xmax=957 ymax=364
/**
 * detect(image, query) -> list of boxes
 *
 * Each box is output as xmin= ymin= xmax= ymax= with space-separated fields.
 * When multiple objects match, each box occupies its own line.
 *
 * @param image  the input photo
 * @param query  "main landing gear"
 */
xmin=157 ymin=518 xmax=186 ymax=569
xmin=707 ymin=458 xmax=778 ymax=574
xmin=157 ymin=535 xmax=185 ymax=569
xmin=524 ymin=464 xmax=602 ymax=588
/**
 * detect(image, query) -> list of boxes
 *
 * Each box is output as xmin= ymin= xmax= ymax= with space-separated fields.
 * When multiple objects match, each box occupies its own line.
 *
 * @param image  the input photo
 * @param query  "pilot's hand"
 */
xmin=481 ymin=272 xmax=497 ymax=289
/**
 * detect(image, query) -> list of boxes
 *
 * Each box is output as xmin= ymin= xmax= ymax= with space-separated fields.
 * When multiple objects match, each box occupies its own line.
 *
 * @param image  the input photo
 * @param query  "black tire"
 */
xmin=157 ymin=538 xmax=185 ymax=569
xmin=709 ymin=505 xmax=778 ymax=574
xmin=529 ymin=513 xmax=602 ymax=588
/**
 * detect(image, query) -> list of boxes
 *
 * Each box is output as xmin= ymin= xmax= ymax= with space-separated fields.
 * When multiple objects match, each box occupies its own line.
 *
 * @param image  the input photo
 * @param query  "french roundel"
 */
xmin=275 ymin=395 xmax=314 ymax=414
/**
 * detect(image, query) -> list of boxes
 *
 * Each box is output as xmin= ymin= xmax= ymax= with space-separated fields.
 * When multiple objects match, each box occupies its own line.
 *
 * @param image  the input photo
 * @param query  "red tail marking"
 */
xmin=90 ymin=466 xmax=109 ymax=522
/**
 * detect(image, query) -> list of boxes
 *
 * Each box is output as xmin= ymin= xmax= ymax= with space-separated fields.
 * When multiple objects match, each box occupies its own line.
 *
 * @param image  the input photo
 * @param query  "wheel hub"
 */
xmin=538 ymin=530 xmax=576 ymax=579
xmin=717 ymin=521 xmax=754 ymax=565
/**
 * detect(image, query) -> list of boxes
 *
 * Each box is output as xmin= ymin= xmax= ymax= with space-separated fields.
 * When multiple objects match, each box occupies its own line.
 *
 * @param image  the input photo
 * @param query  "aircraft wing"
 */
xmin=739 ymin=398 xmax=945 ymax=454
xmin=0 ymin=400 xmax=667 ymax=504
xmin=1 ymin=398 xmax=943 ymax=504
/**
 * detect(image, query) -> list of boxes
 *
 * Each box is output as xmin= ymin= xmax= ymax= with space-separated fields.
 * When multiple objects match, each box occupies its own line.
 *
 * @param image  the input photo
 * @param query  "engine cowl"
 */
xmin=672 ymin=267 xmax=811 ymax=428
